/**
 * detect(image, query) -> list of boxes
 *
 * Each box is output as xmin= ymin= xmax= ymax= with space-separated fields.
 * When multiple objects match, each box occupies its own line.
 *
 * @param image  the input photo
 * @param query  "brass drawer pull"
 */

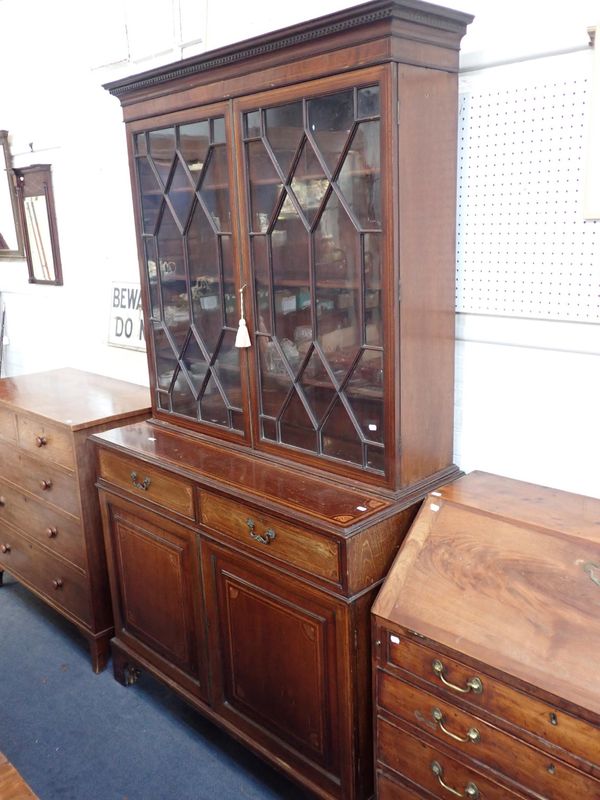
xmin=1 ymin=543 xmax=11 ymax=554
xmin=130 ymin=471 xmax=151 ymax=491
xmin=246 ymin=517 xmax=275 ymax=545
xmin=0 ymin=496 xmax=5 ymax=507
xmin=40 ymin=479 xmax=53 ymax=491
xmin=36 ymin=435 xmax=48 ymax=447
xmin=46 ymin=527 xmax=58 ymax=538
xmin=432 ymin=659 xmax=483 ymax=694
xmin=431 ymin=761 xmax=479 ymax=798
xmin=52 ymin=578 xmax=64 ymax=590
xmin=432 ymin=708 xmax=480 ymax=743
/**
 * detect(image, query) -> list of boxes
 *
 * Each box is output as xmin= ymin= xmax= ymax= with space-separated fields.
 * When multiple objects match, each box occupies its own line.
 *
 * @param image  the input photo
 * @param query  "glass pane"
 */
xmin=252 ymin=236 xmax=272 ymax=335
xmin=149 ymin=127 xmax=175 ymax=186
xmin=357 ymin=85 xmax=380 ymax=118
xmin=153 ymin=325 xmax=178 ymax=390
xmin=322 ymin=398 xmax=362 ymax=465
xmin=168 ymin=156 xmax=195 ymax=228
xmin=199 ymin=144 xmax=231 ymax=232
xmin=231 ymin=410 xmax=245 ymax=433
xmin=337 ymin=120 xmax=381 ymax=229
xmin=200 ymin=374 xmax=228 ymax=425
xmin=290 ymin=139 xmax=328 ymax=227
xmin=138 ymin=158 xmax=161 ymax=234
xmin=314 ymin=193 xmax=361 ymax=370
xmin=259 ymin=337 xmax=293 ymax=417
xmin=261 ymin=417 xmax=277 ymax=441
xmin=245 ymin=110 xmax=261 ymax=139
xmin=135 ymin=133 xmax=147 ymax=156
xmin=179 ymin=121 xmax=210 ymax=176
xmin=221 ymin=236 xmax=237 ymax=328
xmin=280 ymin=392 xmax=317 ymax=452
xmin=364 ymin=233 xmax=382 ymax=345
xmin=265 ymin=101 xmax=304 ymax=178
xmin=211 ymin=117 xmax=226 ymax=145
xmin=157 ymin=390 xmax=170 ymax=411
xmin=181 ymin=334 xmax=209 ymax=394
xmin=157 ymin=205 xmax=188 ymax=355
xmin=213 ymin=329 xmax=242 ymax=407
xmin=346 ymin=350 xmax=384 ymax=443
xmin=366 ymin=445 xmax=385 ymax=473
xmin=307 ymin=89 xmax=354 ymax=174
xmin=171 ymin=366 xmax=197 ymax=416
xmin=246 ymin=139 xmax=283 ymax=232
xmin=145 ymin=238 xmax=160 ymax=319
xmin=299 ymin=350 xmax=336 ymax=424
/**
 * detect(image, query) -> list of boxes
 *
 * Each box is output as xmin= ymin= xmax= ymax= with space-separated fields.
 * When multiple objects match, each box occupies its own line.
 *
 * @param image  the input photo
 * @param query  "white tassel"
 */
xmin=235 ymin=284 xmax=251 ymax=348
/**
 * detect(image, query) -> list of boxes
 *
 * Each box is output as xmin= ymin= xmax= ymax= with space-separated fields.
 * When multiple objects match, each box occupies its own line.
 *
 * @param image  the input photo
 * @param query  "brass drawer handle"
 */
xmin=130 ymin=471 xmax=151 ymax=491
xmin=432 ymin=708 xmax=480 ymax=743
xmin=1 ymin=543 xmax=11 ymax=554
xmin=36 ymin=435 xmax=48 ymax=447
xmin=431 ymin=761 xmax=479 ymax=798
xmin=46 ymin=527 xmax=58 ymax=538
xmin=40 ymin=479 xmax=53 ymax=491
xmin=52 ymin=578 xmax=64 ymax=590
xmin=432 ymin=659 xmax=483 ymax=694
xmin=246 ymin=517 xmax=275 ymax=545
xmin=0 ymin=496 xmax=5 ymax=507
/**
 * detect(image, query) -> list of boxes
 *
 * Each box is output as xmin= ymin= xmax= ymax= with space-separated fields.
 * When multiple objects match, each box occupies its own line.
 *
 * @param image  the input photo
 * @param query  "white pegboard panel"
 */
xmin=456 ymin=78 xmax=600 ymax=322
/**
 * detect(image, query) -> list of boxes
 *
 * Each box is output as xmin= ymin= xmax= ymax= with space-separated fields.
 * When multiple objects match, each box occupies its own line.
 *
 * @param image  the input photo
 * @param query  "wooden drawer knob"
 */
xmin=46 ymin=527 xmax=58 ymax=538
xmin=40 ymin=479 xmax=53 ymax=491
xmin=52 ymin=578 xmax=64 ymax=590
xmin=36 ymin=435 xmax=48 ymax=447
xmin=1 ymin=543 xmax=11 ymax=553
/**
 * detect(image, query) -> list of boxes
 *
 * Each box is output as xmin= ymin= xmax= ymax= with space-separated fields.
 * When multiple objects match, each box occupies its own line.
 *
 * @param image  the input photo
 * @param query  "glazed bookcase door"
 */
xmin=132 ymin=106 xmax=249 ymax=440
xmin=235 ymin=68 xmax=392 ymax=482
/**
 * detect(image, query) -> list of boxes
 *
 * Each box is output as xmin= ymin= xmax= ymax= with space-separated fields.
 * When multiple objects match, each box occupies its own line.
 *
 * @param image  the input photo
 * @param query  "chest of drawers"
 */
xmin=372 ymin=471 xmax=600 ymax=799
xmin=0 ymin=368 xmax=150 ymax=671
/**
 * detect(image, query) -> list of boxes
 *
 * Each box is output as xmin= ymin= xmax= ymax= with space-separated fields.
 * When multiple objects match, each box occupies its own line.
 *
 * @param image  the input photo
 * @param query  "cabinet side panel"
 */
xmin=397 ymin=65 xmax=458 ymax=487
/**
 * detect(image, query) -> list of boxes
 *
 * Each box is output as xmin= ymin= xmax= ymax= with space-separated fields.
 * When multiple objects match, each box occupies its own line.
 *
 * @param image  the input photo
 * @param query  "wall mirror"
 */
xmin=15 ymin=164 xmax=63 ymax=285
xmin=0 ymin=130 xmax=25 ymax=259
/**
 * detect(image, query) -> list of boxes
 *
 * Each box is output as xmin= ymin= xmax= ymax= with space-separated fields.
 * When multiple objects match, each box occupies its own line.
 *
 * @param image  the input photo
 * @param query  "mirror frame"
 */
xmin=14 ymin=163 xmax=63 ymax=285
xmin=0 ymin=130 xmax=25 ymax=259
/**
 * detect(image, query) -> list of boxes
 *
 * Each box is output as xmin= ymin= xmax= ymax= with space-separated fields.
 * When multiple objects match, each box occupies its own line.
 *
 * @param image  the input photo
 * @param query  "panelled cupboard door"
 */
xmin=129 ymin=102 xmax=251 ymax=442
xmin=202 ymin=539 xmax=347 ymax=796
xmin=127 ymin=67 xmax=395 ymax=486
xmin=102 ymin=495 xmax=208 ymax=701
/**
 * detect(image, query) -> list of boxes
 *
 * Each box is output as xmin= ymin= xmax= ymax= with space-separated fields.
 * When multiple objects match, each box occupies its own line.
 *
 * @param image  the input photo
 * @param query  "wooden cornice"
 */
xmin=104 ymin=0 xmax=473 ymax=98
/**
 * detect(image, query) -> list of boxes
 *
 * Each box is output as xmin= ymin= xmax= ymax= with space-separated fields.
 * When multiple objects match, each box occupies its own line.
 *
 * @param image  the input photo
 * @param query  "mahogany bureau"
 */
xmin=0 ymin=368 xmax=150 ymax=671
xmin=372 ymin=471 xmax=600 ymax=799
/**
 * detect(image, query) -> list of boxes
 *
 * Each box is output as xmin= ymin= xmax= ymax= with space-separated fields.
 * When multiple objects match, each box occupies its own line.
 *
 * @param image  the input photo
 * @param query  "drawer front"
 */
xmin=200 ymin=490 xmax=341 ymax=583
xmin=0 ymin=406 xmax=17 ymax=442
xmin=383 ymin=630 xmax=600 ymax=769
xmin=98 ymin=450 xmax=195 ymax=520
xmin=378 ymin=670 xmax=600 ymax=799
xmin=0 ymin=439 xmax=80 ymax=517
xmin=378 ymin=716 xmax=523 ymax=800
xmin=377 ymin=770 xmax=427 ymax=799
xmin=0 ymin=526 xmax=91 ymax=626
xmin=0 ymin=481 xmax=85 ymax=568
xmin=17 ymin=414 xmax=74 ymax=470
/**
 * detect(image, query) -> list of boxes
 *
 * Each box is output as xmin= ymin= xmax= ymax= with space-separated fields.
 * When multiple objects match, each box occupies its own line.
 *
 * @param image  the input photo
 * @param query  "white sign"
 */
xmin=108 ymin=282 xmax=145 ymax=351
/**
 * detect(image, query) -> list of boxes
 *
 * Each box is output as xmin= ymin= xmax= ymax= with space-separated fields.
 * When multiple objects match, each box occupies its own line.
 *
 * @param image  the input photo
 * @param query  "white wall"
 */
xmin=0 ymin=0 xmax=598 ymax=497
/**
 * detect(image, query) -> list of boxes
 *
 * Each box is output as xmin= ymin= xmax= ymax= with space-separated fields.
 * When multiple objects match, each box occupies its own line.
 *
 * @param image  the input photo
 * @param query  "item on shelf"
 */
xmin=274 ymin=290 xmax=296 ymax=315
